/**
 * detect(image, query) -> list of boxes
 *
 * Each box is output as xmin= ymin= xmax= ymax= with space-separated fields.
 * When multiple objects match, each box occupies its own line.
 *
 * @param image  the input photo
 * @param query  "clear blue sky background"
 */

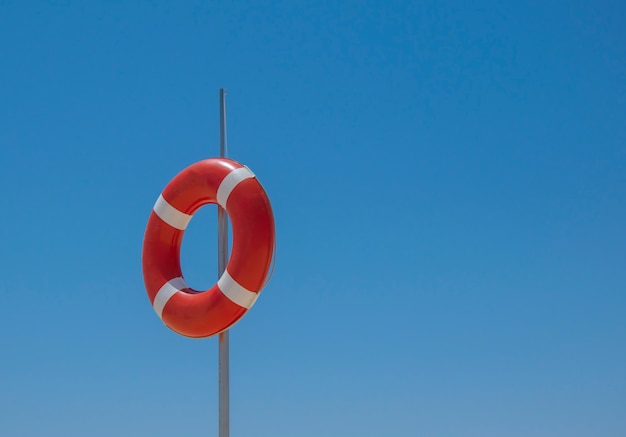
xmin=1 ymin=1 xmax=625 ymax=436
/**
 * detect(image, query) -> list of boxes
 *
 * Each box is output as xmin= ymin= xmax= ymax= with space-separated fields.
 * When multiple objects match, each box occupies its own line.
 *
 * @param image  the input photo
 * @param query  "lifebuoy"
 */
xmin=142 ymin=158 xmax=275 ymax=338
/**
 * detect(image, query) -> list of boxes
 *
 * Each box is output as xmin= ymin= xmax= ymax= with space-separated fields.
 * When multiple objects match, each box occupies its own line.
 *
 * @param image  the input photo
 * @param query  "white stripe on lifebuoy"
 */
xmin=153 ymin=194 xmax=192 ymax=230
xmin=217 ymin=270 xmax=258 ymax=309
xmin=217 ymin=166 xmax=255 ymax=208
xmin=153 ymin=277 xmax=188 ymax=318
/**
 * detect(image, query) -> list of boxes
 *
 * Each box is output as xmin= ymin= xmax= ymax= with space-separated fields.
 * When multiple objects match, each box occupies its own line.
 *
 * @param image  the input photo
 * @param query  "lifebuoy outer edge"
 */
xmin=142 ymin=158 xmax=275 ymax=338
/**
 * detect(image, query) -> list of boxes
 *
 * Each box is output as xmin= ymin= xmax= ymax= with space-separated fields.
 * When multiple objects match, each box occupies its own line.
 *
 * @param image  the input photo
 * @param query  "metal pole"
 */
xmin=218 ymin=88 xmax=229 ymax=437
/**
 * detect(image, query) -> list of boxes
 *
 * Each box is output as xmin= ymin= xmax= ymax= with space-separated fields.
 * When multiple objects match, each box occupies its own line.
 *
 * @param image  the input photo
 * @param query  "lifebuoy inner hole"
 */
xmin=180 ymin=204 xmax=233 ymax=292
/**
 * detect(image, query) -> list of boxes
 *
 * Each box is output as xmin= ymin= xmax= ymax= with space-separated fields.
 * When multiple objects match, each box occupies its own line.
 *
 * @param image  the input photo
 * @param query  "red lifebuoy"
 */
xmin=142 ymin=158 xmax=275 ymax=338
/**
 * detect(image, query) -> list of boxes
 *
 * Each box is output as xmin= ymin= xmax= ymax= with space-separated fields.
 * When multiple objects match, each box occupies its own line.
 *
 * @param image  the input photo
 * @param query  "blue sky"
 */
xmin=1 ymin=1 xmax=625 ymax=436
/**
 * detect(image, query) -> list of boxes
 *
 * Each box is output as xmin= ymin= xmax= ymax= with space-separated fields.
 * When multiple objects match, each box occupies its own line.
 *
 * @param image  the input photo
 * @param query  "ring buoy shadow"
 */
xmin=142 ymin=158 xmax=275 ymax=338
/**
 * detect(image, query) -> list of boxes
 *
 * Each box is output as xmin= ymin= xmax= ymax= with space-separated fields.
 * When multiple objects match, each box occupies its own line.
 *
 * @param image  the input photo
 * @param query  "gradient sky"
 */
xmin=1 ymin=1 xmax=625 ymax=436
